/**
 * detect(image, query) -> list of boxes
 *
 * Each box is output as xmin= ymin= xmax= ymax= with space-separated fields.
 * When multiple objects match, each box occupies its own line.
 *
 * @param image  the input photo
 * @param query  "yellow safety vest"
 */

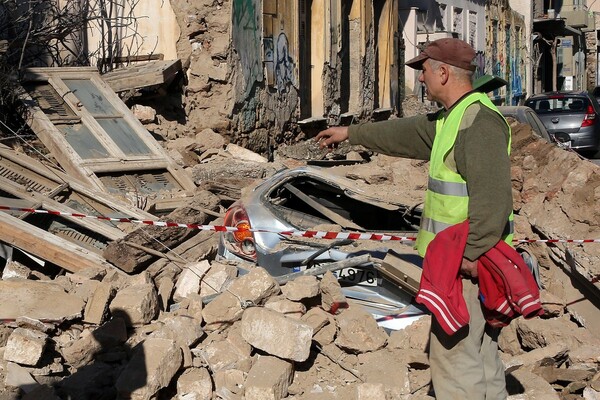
xmin=415 ymin=92 xmax=514 ymax=257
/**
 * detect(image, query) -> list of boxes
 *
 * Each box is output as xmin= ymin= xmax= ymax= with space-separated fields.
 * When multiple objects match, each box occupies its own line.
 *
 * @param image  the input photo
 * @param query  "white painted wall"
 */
xmin=86 ymin=0 xmax=180 ymax=63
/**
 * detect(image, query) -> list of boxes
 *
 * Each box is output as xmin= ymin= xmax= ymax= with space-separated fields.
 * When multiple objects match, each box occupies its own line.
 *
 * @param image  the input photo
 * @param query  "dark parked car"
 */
xmin=591 ymin=86 xmax=600 ymax=103
xmin=525 ymin=91 xmax=600 ymax=157
xmin=217 ymin=166 xmax=427 ymax=330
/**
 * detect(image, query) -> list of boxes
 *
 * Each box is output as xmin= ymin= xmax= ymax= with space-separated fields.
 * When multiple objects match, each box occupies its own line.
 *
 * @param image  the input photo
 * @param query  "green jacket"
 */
xmin=348 ymin=92 xmax=513 ymax=260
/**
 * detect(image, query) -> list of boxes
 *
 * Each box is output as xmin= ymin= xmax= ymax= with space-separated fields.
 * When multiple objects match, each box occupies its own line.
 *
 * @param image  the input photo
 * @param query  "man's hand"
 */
xmin=315 ymin=126 xmax=349 ymax=149
xmin=460 ymin=257 xmax=479 ymax=278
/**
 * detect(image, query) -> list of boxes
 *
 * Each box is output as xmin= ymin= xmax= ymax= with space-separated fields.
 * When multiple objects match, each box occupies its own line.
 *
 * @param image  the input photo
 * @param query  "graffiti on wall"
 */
xmin=510 ymin=59 xmax=523 ymax=105
xmin=274 ymin=32 xmax=295 ymax=93
xmin=233 ymin=0 xmax=262 ymax=95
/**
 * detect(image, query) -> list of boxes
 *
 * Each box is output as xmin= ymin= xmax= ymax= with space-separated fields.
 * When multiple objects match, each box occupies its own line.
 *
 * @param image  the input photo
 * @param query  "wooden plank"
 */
xmin=0 ymin=144 xmax=156 ymax=220
xmin=0 ymin=211 xmax=114 ymax=273
xmin=101 ymin=60 xmax=182 ymax=93
xmin=264 ymin=0 xmax=277 ymax=15
xmin=283 ymin=183 xmax=364 ymax=231
xmin=375 ymin=251 xmax=422 ymax=296
xmin=103 ymin=191 xmax=221 ymax=273
xmin=100 ymin=54 xmax=164 ymax=64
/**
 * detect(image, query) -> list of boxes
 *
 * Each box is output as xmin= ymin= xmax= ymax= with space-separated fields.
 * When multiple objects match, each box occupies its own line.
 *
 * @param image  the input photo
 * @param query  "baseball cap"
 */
xmin=406 ymin=38 xmax=476 ymax=71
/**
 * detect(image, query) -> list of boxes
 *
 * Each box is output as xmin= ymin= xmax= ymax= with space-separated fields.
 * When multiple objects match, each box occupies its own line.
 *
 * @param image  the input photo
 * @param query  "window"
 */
xmin=20 ymin=68 xmax=195 ymax=197
xmin=452 ymin=7 xmax=463 ymax=39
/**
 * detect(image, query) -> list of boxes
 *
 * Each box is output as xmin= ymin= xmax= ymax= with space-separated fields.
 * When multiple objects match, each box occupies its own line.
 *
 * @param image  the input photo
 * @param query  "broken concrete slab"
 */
xmin=0 ymin=280 xmax=85 ymax=323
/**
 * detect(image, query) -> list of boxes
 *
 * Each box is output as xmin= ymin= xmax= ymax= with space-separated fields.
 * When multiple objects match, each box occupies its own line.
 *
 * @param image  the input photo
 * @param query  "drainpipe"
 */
xmin=552 ymin=37 xmax=558 ymax=91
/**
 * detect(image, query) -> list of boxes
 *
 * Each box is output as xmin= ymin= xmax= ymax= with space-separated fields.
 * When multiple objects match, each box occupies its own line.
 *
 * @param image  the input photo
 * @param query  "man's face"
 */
xmin=418 ymin=59 xmax=441 ymax=102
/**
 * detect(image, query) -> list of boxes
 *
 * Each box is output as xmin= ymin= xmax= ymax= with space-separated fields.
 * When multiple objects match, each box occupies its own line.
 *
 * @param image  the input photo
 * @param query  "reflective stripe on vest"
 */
xmin=428 ymin=176 xmax=468 ymax=197
xmin=421 ymin=217 xmax=515 ymax=238
xmin=415 ymin=92 xmax=513 ymax=257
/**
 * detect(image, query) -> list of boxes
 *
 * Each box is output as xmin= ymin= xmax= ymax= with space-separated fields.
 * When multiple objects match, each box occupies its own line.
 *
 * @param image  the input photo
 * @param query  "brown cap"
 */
xmin=406 ymin=38 xmax=476 ymax=71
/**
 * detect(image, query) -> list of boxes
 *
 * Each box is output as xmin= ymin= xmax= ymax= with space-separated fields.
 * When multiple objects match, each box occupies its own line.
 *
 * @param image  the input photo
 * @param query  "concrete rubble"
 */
xmin=1 ymin=218 xmax=600 ymax=400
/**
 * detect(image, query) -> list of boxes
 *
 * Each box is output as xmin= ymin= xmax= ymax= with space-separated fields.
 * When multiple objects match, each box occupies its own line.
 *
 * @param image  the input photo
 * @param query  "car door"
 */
xmin=524 ymin=109 xmax=553 ymax=143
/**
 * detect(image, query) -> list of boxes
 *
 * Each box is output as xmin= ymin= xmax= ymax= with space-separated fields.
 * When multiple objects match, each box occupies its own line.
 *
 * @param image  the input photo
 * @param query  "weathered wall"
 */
xmin=585 ymin=13 xmax=599 ymax=90
xmin=228 ymin=0 xmax=300 ymax=154
xmin=227 ymin=0 xmax=401 ymax=153
xmin=169 ymin=0 xmax=234 ymax=135
xmin=485 ymin=0 xmax=527 ymax=105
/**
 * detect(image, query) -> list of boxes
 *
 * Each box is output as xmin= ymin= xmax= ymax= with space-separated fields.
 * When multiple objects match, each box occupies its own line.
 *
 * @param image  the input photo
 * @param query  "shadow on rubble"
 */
xmin=60 ymin=308 xmax=143 ymax=400
xmin=19 ymin=309 xmax=147 ymax=400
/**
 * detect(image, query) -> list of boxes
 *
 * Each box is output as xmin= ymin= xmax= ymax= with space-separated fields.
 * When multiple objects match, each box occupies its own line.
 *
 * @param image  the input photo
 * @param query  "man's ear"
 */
xmin=439 ymin=64 xmax=450 ymax=84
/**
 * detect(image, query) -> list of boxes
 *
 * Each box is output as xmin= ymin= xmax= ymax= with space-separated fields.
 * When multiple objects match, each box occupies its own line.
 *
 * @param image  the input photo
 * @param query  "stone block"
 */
xmin=4 ymin=328 xmax=48 ymax=366
xmin=301 ymin=307 xmax=331 ymax=333
xmin=83 ymin=282 xmax=115 ymax=325
xmin=115 ymin=338 xmax=182 ymax=399
xmin=244 ymin=355 xmax=294 ymax=400
xmin=281 ymin=276 xmax=320 ymax=301
xmin=200 ymin=262 xmax=237 ymax=296
xmin=335 ymin=307 xmax=388 ymax=353
xmin=320 ymin=271 xmax=347 ymax=313
xmin=173 ymin=261 xmax=212 ymax=302
xmin=357 ymin=383 xmax=388 ymax=400
xmin=357 ymin=350 xmax=411 ymax=397
xmin=264 ymin=297 xmax=306 ymax=319
xmin=196 ymin=338 xmax=252 ymax=372
xmin=176 ymin=367 xmax=213 ymax=400
xmin=228 ymin=267 xmax=280 ymax=304
xmin=241 ymin=307 xmax=312 ymax=362
xmin=151 ymin=315 xmax=204 ymax=347
xmin=109 ymin=283 xmax=159 ymax=326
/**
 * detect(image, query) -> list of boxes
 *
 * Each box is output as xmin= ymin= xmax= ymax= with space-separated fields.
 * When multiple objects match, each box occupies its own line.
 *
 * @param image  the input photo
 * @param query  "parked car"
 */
xmin=217 ymin=166 xmax=427 ymax=330
xmin=591 ymin=86 xmax=600 ymax=104
xmin=524 ymin=91 xmax=600 ymax=157
xmin=497 ymin=105 xmax=555 ymax=144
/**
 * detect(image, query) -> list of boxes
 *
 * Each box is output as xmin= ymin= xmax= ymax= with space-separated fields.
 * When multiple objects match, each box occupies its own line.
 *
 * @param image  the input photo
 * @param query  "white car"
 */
xmin=217 ymin=165 xmax=427 ymax=330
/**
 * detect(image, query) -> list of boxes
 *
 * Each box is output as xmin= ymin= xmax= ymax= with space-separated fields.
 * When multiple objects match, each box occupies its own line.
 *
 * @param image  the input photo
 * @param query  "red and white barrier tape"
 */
xmin=1 ymin=205 xmax=599 ymax=244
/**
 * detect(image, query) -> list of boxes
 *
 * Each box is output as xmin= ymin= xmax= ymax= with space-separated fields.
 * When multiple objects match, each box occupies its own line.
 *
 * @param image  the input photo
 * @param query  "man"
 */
xmin=315 ymin=38 xmax=513 ymax=400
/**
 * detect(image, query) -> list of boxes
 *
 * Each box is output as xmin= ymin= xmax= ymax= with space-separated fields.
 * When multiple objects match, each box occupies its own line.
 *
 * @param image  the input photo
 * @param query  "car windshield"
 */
xmin=526 ymin=96 xmax=588 ymax=113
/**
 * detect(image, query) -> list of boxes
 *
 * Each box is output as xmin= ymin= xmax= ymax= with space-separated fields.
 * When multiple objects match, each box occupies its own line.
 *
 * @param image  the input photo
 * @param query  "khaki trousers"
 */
xmin=429 ymin=278 xmax=507 ymax=400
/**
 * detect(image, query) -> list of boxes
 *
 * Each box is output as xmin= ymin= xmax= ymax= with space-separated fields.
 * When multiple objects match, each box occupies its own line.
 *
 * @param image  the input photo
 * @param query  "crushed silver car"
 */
xmin=217 ymin=165 xmax=427 ymax=330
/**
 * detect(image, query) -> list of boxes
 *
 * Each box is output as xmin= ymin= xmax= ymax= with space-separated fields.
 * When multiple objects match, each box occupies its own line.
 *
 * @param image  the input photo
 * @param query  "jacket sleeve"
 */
xmin=454 ymin=104 xmax=513 ymax=261
xmin=347 ymin=113 xmax=438 ymax=161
